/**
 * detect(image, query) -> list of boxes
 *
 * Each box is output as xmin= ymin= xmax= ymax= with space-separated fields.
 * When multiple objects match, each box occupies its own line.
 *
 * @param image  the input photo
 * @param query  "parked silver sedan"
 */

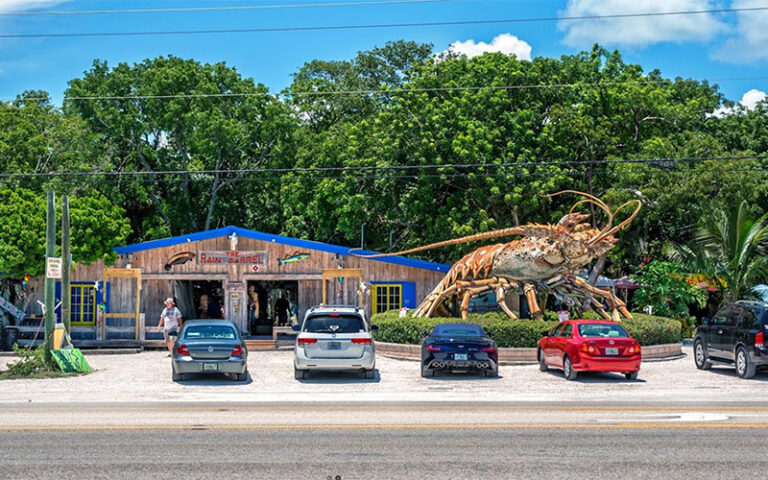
xmin=172 ymin=320 xmax=248 ymax=382
xmin=293 ymin=305 xmax=377 ymax=379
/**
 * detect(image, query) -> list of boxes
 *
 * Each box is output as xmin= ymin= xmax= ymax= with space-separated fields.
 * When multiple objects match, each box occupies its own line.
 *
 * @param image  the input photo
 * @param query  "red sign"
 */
xmin=198 ymin=251 xmax=268 ymax=265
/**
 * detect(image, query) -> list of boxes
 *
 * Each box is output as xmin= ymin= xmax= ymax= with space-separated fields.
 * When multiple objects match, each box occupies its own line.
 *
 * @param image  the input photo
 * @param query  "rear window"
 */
xmin=303 ymin=314 xmax=366 ymax=334
xmin=184 ymin=325 xmax=237 ymax=340
xmin=578 ymin=323 xmax=629 ymax=338
xmin=432 ymin=324 xmax=485 ymax=337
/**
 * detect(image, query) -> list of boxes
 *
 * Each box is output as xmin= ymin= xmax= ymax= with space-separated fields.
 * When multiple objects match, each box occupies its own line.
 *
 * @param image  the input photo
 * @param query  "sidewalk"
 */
xmin=1 ymin=346 xmax=765 ymax=404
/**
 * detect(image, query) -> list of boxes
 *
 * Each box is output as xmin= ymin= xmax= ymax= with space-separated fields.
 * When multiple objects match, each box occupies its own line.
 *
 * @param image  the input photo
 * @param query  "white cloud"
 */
xmin=0 ymin=1 xmax=69 ymax=13
xmin=711 ymin=89 xmax=767 ymax=117
xmin=446 ymin=33 xmax=532 ymax=60
xmin=558 ymin=0 xmax=725 ymax=48
xmin=712 ymin=0 xmax=768 ymax=62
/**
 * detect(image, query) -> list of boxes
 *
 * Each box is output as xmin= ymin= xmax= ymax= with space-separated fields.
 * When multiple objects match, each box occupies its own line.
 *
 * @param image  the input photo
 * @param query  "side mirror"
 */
xmin=699 ymin=317 xmax=710 ymax=326
xmin=541 ymin=330 xmax=550 ymax=337
xmin=420 ymin=331 xmax=429 ymax=338
xmin=291 ymin=324 xmax=301 ymax=332
xmin=370 ymin=325 xmax=379 ymax=332
xmin=241 ymin=331 xmax=250 ymax=338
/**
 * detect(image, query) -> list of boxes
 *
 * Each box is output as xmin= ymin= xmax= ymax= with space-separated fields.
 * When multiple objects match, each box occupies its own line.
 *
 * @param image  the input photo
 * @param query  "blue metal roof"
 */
xmin=114 ymin=226 xmax=451 ymax=273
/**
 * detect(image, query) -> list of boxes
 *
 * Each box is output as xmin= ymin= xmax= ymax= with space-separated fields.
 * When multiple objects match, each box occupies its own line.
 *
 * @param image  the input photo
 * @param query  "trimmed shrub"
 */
xmin=371 ymin=311 xmax=681 ymax=347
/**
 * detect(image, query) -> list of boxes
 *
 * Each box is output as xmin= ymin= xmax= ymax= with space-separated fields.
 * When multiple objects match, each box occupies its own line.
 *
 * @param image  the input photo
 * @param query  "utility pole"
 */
xmin=44 ymin=191 xmax=55 ymax=362
xmin=61 ymin=195 xmax=71 ymax=334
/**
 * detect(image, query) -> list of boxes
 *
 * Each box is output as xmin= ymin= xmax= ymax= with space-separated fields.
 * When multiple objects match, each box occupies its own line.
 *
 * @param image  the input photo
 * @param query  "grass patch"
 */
xmin=0 ymin=345 xmax=91 ymax=380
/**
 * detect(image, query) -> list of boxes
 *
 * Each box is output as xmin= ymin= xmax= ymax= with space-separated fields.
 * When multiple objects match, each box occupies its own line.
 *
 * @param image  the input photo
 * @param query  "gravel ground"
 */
xmin=1 ymin=346 xmax=766 ymax=404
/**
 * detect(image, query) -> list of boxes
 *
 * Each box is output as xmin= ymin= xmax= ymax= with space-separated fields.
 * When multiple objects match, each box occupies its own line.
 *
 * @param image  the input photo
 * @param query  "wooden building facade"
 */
xmin=24 ymin=227 xmax=449 ymax=345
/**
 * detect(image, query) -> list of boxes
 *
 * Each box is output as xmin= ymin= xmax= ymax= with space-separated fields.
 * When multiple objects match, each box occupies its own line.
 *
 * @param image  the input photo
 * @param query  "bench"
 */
xmin=272 ymin=326 xmax=298 ymax=342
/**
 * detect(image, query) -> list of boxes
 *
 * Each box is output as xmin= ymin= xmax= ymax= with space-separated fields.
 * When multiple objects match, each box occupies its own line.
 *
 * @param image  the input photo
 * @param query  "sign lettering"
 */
xmin=197 ymin=251 xmax=268 ymax=266
xmin=46 ymin=257 xmax=62 ymax=279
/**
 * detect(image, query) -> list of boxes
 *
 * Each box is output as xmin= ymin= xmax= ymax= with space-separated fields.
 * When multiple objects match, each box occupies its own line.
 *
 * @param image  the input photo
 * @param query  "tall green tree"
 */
xmin=666 ymin=201 xmax=768 ymax=302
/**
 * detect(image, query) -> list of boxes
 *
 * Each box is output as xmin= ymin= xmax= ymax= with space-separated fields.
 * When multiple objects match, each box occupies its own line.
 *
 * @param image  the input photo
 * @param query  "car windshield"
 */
xmin=184 ymin=325 xmax=236 ymax=340
xmin=432 ymin=324 xmax=485 ymax=337
xmin=303 ymin=314 xmax=366 ymax=334
xmin=578 ymin=323 xmax=630 ymax=338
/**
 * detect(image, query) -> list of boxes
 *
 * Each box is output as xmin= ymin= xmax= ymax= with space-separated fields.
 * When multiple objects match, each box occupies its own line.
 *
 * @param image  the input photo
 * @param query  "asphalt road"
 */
xmin=2 ymin=402 xmax=768 ymax=480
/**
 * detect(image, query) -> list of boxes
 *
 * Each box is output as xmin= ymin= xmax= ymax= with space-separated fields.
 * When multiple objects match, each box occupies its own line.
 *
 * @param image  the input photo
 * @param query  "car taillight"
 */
xmin=426 ymin=344 xmax=441 ymax=352
xmin=232 ymin=344 xmax=244 ymax=356
xmin=625 ymin=344 xmax=640 ymax=355
xmin=581 ymin=344 xmax=597 ymax=354
xmin=756 ymin=331 xmax=764 ymax=349
xmin=176 ymin=344 xmax=190 ymax=356
xmin=481 ymin=346 xmax=496 ymax=352
xmin=351 ymin=338 xmax=372 ymax=345
xmin=298 ymin=338 xmax=317 ymax=346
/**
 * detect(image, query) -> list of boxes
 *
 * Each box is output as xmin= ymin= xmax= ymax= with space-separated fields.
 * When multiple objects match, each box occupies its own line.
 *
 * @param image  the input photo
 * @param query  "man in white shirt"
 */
xmin=158 ymin=297 xmax=183 ymax=356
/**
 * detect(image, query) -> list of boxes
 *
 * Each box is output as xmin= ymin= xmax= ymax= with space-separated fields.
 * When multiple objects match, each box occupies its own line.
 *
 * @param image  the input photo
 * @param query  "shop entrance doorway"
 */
xmin=173 ymin=280 xmax=224 ymax=320
xmin=246 ymin=280 xmax=298 ymax=336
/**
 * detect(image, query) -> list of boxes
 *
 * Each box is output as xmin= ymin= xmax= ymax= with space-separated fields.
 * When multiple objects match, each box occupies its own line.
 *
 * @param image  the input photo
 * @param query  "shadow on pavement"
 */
xmin=296 ymin=369 xmax=381 ymax=384
xmin=704 ymin=366 xmax=768 ymax=381
xmin=545 ymin=370 xmax=646 ymax=383
xmin=175 ymin=373 xmax=253 ymax=386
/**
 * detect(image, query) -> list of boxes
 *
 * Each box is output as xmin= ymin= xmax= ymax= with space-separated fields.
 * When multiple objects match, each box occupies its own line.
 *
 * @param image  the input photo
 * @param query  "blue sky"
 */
xmin=0 ymin=0 xmax=767 ymax=107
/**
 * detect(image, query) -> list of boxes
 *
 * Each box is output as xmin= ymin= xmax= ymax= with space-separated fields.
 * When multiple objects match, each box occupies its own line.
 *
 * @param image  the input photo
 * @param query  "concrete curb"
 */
xmin=375 ymin=341 xmax=683 ymax=363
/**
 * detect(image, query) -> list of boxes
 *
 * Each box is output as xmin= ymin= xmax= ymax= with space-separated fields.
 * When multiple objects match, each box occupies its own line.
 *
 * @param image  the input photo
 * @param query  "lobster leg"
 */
xmin=523 ymin=283 xmax=543 ymax=320
xmin=460 ymin=286 xmax=494 ymax=319
xmin=567 ymin=276 xmax=632 ymax=321
xmin=496 ymin=279 xmax=518 ymax=320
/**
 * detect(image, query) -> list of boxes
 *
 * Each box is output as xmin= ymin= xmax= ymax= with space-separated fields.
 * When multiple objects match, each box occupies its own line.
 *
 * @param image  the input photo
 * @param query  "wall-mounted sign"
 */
xmin=46 ymin=257 xmax=62 ymax=279
xmin=277 ymin=251 xmax=311 ymax=266
xmin=198 ymin=251 xmax=268 ymax=265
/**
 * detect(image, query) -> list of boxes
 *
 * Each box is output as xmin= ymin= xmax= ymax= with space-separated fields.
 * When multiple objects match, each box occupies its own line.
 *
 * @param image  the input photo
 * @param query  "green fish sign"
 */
xmin=278 ymin=252 xmax=310 ymax=266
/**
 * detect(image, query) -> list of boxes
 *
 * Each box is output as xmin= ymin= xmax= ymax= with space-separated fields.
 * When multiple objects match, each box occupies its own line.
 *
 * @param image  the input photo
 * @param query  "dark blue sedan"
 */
xmin=421 ymin=323 xmax=498 ymax=377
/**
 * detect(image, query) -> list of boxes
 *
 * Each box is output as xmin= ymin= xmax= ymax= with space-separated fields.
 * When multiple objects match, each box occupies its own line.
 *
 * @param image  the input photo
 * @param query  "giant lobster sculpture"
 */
xmin=353 ymin=191 xmax=640 ymax=321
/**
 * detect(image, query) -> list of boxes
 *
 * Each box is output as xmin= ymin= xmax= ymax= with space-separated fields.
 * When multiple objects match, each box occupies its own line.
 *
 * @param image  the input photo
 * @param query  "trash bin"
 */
xmin=2 ymin=328 xmax=18 ymax=351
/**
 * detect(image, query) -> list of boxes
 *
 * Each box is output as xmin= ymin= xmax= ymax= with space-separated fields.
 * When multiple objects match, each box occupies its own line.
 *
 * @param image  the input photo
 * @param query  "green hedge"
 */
xmin=370 ymin=311 xmax=681 ymax=347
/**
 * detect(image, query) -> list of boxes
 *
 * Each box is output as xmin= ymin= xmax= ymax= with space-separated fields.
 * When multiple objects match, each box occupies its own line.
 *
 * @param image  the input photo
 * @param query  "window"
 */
xmin=372 ymin=284 xmax=402 ymax=314
xmin=71 ymin=284 xmax=97 ymax=326
xmin=303 ymin=314 xmax=366 ymax=334
xmin=184 ymin=325 xmax=236 ymax=340
xmin=551 ymin=324 xmax=564 ymax=337
xmin=578 ymin=323 xmax=630 ymax=338
xmin=559 ymin=324 xmax=572 ymax=337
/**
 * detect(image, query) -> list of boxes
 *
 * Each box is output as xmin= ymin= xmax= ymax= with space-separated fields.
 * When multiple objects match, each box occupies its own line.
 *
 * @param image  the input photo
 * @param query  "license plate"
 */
xmin=203 ymin=363 xmax=218 ymax=371
xmin=606 ymin=348 xmax=619 ymax=355
xmin=454 ymin=353 xmax=468 ymax=361
xmin=328 ymin=342 xmax=341 ymax=350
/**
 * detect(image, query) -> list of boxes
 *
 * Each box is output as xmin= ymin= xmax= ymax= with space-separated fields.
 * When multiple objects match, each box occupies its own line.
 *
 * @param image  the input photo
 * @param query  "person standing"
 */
xmin=158 ymin=297 xmax=183 ymax=356
xmin=275 ymin=295 xmax=290 ymax=326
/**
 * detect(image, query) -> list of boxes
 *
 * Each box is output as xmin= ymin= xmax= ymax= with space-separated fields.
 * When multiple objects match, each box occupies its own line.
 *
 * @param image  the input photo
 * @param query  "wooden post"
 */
xmin=44 ymin=190 xmax=55 ymax=362
xmin=61 ymin=195 xmax=71 ymax=334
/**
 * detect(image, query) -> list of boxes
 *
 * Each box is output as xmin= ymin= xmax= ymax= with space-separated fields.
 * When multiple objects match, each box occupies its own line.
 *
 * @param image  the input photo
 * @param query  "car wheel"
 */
xmin=294 ymin=367 xmax=306 ymax=380
xmin=236 ymin=370 xmax=248 ymax=382
xmin=538 ymin=349 xmax=548 ymax=372
xmin=484 ymin=366 xmax=499 ymax=378
xmin=421 ymin=364 xmax=435 ymax=378
xmin=693 ymin=339 xmax=712 ymax=370
xmin=735 ymin=346 xmax=756 ymax=379
xmin=363 ymin=369 xmax=375 ymax=380
xmin=625 ymin=371 xmax=638 ymax=380
xmin=563 ymin=356 xmax=577 ymax=381
xmin=172 ymin=370 xmax=183 ymax=382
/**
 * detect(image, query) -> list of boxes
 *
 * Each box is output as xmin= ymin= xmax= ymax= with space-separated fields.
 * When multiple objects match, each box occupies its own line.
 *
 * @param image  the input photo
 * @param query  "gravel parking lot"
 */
xmin=1 ymin=346 xmax=766 ymax=404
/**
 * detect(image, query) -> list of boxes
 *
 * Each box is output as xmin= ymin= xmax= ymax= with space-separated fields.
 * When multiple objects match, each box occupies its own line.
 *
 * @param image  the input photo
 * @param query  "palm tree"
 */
xmin=666 ymin=201 xmax=768 ymax=302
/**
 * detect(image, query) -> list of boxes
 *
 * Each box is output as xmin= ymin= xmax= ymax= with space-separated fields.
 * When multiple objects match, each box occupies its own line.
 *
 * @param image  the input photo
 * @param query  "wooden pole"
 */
xmin=44 ymin=190 xmax=55 ymax=362
xmin=61 ymin=195 xmax=71 ymax=334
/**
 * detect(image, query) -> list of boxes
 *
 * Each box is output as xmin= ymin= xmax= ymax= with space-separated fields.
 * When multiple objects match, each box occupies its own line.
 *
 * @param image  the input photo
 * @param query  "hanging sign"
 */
xmin=46 ymin=257 xmax=62 ymax=279
xmin=198 ymin=251 xmax=268 ymax=265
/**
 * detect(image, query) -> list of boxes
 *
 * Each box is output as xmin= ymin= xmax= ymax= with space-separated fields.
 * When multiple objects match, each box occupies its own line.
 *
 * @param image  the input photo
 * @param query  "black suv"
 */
xmin=693 ymin=301 xmax=768 ymax=378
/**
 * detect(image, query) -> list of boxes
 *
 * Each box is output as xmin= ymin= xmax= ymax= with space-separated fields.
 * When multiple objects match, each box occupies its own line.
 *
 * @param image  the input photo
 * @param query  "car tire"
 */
xmin=538 ymin=349 xmax=548 ymax=372
xmin=421 ymin=364 xmax=434 ymax=378
xmin=625 ymin=371 xmax=638 ymax=380
xmin=294 ymin=367 xmax=306 ymax=380
xmin=172 ymin=370 xmax=183 ymax=382
xmin=735 ymin=346 xmax=756 ymax=379
xmin=563 ymin=356 xmax=577 ymax=381
xmin=485 ymin=366 xmax=499 ymax=378
xmin=364 ymin=369 xmax=375 ymax=379
xmin=236 ymin=370 xmax=248 ymax=382
xmin=693 ymin=339 xmax=712 ymax=370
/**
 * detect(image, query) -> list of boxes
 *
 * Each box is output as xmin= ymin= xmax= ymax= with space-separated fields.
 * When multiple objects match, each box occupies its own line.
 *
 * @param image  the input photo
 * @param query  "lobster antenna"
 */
xmin=542 ymin=190 xmax=613 ymax=234
xmin=589 ymin=200 xmax=642 ymax=245
xmin=348 ymin=226 xmax=524 ymax=259
xmin=568 ymin=199 xmax=613 ymax=230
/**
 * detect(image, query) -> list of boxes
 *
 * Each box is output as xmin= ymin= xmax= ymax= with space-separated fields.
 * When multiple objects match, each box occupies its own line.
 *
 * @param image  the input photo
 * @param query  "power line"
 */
xmin=8 ymin=75 xmax=768 ymax=103
xmin=1 ymin=155 xmax=765 ymax=180
xmin=2 ymin=6 xmax=767 ymax=39
xmin=0 ymin=0 xmax=462 ymax=16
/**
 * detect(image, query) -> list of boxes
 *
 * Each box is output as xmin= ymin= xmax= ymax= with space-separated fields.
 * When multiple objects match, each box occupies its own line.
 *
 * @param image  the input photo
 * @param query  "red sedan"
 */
xmin=537 ymin=320 xmax=641 ymax=381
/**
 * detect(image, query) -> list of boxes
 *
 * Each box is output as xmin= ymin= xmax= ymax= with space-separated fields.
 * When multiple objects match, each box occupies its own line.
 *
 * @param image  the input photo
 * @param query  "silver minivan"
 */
xmin=293 ymin=305 xmax=377 ymax=379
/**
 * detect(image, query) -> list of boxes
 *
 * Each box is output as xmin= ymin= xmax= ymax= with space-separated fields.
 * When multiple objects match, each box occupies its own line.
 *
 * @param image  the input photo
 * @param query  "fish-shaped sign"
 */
xmin=277 ymin=252 xmax=310 ymax=266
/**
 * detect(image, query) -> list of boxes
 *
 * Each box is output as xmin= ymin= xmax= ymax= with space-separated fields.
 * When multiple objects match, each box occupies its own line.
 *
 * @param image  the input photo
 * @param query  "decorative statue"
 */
xmin=353 ymin=191 xmax=640 ymax=321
